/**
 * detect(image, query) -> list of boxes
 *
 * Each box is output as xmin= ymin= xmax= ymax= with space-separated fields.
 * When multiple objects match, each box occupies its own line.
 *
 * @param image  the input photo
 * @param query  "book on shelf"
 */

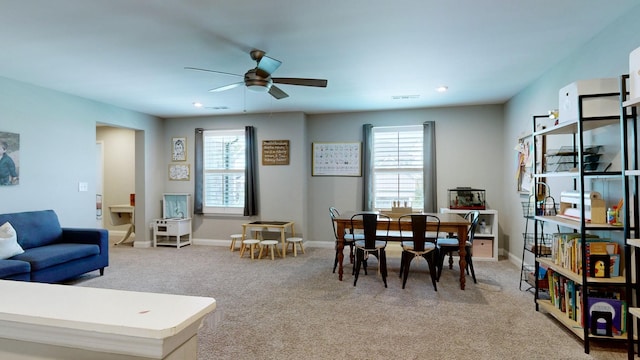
xmin=585 ymin=297 xmax=626 ymax=336
xmin=565 ymin=279 xmax=576 ymax=320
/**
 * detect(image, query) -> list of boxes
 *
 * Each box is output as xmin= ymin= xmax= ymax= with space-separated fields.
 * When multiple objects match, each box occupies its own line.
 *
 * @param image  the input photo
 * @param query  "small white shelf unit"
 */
xmin=440 ymin=208 xmax=498 ymax=261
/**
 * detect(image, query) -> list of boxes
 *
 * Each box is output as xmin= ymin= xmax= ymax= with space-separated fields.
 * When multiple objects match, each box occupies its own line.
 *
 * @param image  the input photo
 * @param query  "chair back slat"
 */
xmin=329 ymin=207 xmax=340 ymax=240
xmin=399 ymin=214 xmax=440 ymax=252
xmin=350 ymin=212 xmax=389 ymax=248
xmin=465 ymin=210 xmax=481 ymax=243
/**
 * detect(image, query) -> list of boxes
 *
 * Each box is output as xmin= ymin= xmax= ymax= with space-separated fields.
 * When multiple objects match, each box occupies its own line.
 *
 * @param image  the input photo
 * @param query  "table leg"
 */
xmin=280 ymin=227 xmax=286 ymax=258
xmin=240 ymin=226 xmax=247 ymax=257
xmin=458 ymin=227 xmax=467 ymax=290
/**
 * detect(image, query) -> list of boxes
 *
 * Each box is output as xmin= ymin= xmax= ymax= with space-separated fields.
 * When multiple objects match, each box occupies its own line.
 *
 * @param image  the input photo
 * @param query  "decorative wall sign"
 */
xmin=172 ymin=137 xmax=187 ymax=161
xmin=0 ymin=131 xmax=19 ymax=186
xmin=312 ymin=142 xmax=361 ymax=177
xmin=169 ymin=164 xmax=190 ymax=181
xmin=262 ymin=140 xmax=290 ymax=165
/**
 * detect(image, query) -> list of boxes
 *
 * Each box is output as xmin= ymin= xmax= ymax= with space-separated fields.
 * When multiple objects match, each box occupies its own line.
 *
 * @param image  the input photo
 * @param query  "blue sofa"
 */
xmin=0 ymin=210 xmax=108 ymax=282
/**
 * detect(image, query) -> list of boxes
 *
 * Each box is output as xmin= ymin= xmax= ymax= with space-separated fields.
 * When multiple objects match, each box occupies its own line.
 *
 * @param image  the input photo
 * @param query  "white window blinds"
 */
xmin=203 ymin=129 xmax=245 ymax=214
xmin=372 ymin=125 xmax=423 ymax=210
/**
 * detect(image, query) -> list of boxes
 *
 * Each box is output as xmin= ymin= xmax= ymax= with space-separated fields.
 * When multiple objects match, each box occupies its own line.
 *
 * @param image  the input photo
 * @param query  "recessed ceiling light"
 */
xmin=193 ymin=102 xmax=203 ymax=108
xmin=436 ymin=86 xmax=448 ymax=93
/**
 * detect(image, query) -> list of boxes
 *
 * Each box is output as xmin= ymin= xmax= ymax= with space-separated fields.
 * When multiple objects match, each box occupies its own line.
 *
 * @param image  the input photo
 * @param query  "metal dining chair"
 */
xmin=351 ymin=212 xmax=390 ymax=288
xmin=398 ymin=214 xmax=440 ymax=291
xmin=436 ymin=210 xmax=480 ymax=283
xmin=330 ymin=207 xmax=364 ymax=273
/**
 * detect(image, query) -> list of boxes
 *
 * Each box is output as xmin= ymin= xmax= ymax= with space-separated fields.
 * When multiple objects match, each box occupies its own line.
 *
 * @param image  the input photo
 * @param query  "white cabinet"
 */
xmin=439 ymin=208 xmax=498 ymax=261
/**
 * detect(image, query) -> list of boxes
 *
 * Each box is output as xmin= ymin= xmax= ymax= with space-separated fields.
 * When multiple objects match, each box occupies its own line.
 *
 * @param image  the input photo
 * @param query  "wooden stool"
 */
xmin=285 ymin=237 xmax=305 ymax=257
xmin=230 ymin=234 xmax=243 ymax=252
xmin=240 ymin=239 xmax=260 ymax=259
xmin=258 ymin=240 xmax=280 ymax=260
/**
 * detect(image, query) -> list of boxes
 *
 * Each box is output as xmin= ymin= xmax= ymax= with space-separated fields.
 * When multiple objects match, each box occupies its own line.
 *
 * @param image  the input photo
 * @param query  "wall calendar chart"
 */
xmin=312 ymin=142 xmax=361 ymax=177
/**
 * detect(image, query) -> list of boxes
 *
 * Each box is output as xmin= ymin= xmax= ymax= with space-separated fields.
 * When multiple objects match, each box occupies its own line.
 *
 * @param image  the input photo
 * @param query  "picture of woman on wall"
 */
xmin=172 ymin=137 xmax=186 ymax=161
xmin=0 ymin=132 xmax=19 ymax=186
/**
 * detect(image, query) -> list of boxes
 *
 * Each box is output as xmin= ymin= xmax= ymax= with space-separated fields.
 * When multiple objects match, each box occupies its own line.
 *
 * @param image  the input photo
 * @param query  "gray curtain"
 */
xmin=362 ymin=124 xmax=373 ymax=211
xmin=244 ymin=126 xmax=258 ymax=216
xmin=194 ymin=128 xmax=204 ymax=214
xmin=423 ymin=121 xmax=437 ymax=212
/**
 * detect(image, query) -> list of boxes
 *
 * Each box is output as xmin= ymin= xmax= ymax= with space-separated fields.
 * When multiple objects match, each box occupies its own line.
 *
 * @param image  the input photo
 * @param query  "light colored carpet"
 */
xmin=72 ymin=241 xmax=629 ymax=360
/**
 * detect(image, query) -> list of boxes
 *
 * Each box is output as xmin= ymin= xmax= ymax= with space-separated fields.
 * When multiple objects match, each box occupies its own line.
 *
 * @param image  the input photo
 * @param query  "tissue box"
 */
xmin=558 ymin=78 xmax=619 ymax=122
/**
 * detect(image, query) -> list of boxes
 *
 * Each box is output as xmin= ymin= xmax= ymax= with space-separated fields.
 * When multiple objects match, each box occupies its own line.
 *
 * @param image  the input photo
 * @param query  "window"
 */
xmin=202 ymin=129 xmax=245 ymax=214
xmin=372 ymin=125 xmax=423 ymax=210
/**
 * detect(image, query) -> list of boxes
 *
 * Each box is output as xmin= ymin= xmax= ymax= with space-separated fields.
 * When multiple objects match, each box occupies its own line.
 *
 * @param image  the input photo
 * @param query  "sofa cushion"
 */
xmin=0 ymin=259 xmax=30 ymax=278
xmin=0 ymin=222 xmax=25 ymax=259
xmin=0 ymin=210 xmax=63 ymax=250
xmin=11 ymin=243 xmax=100 ymax=271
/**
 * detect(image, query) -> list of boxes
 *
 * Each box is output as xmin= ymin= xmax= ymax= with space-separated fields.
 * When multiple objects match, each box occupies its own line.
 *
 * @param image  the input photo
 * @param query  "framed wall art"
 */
xmin=0 ymin=131 xmax=19 ymax=186
xmin=171 ymin=137 xmax=187 ymax=161
xmin=262 ymin=140 xmax=290 ymax=165
xmin=169 ymin=164 xmax=190 ymax=181
xmin=312 ymin=142 xmax=361 ymax=177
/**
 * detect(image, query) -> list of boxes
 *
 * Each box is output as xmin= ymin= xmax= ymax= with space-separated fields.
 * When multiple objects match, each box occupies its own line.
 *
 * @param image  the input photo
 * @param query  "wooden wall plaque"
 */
xmin=262 ymin=140 xmax=290 ymax=165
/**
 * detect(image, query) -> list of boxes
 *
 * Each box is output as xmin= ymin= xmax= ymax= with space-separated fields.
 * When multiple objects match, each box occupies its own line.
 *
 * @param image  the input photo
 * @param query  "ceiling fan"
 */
xmin=185 ymin=49 xmax=328 ymax=99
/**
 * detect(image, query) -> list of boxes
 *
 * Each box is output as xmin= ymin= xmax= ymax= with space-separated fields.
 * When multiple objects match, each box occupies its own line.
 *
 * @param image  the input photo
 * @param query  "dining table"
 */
xmin=333 ymin=211 xmax=472 ymax=290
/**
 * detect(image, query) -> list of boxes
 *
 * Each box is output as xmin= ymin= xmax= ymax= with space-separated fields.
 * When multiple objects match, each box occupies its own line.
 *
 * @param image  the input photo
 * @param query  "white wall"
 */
xmin=502 ymin=6 xmax=640 ymax=262
xmin=0 ymin=75 xmax=164 ymax=238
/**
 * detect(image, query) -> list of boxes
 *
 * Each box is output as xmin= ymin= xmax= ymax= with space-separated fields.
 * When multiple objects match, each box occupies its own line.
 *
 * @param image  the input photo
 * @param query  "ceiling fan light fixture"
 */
xmin=245 ymin=69 xmax=272 ymax=92
xmin=247 ymin=83 xmax=271 ymax=92
xmin=436 ymin=86 xmax=448 ymax=93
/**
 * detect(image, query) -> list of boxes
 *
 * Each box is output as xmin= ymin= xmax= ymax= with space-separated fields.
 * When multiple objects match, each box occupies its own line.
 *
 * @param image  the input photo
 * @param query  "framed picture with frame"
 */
xmin=312 ymin=142 xmax=361 ymax=177
xmin=171 ymin=137 xmax=187 ymax=161
xmin=168 ymin=164 xmax=190 ymax=181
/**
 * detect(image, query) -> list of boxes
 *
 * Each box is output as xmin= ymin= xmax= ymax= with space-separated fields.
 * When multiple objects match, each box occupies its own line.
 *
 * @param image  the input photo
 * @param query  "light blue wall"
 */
xmin=503 ymin=5 xmax=640 ymax=261
xmin=0 ymin=76 xmax=164 ymax=235
xmin=4 ymin=5 xmax=639 ymax=252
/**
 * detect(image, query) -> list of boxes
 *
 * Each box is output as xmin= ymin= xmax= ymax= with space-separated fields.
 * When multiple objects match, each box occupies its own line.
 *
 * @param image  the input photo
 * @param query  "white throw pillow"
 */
xmin=0 ymin=221 xmax=25 ymax=259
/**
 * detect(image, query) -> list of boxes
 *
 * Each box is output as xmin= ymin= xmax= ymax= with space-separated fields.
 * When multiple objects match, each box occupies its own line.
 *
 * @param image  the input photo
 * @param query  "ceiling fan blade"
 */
xmin=256 ymin=55 xmax=282 ymax=78
xmin=272 ymin=78 xmax=328 ymax=87
xmin=184 ymin=67 xmax=243 ymax=78
xmin=268 ymin=85 xmax=289 ymax=99
xmin=209 ymin=82 xmax=243 ymax=92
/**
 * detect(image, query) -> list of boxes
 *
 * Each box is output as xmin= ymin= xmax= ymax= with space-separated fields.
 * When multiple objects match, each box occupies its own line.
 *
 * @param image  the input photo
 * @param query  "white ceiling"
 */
xmin=1 ymin=1 xmax=638 ymax=118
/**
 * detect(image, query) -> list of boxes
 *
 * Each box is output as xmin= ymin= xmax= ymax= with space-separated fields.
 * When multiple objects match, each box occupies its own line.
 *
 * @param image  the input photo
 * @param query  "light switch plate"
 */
xmin=78 ymin=182 xmax=88 ymax=192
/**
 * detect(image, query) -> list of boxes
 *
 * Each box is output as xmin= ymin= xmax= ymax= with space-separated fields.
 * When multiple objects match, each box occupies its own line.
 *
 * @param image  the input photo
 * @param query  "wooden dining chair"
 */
xmin=436 ymin=210 xmax=480 ymax=283
xmin=398 ymin=214 xmax=439 ymax=291
xmin=351 ymin=212 xmax=390 ymax=288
